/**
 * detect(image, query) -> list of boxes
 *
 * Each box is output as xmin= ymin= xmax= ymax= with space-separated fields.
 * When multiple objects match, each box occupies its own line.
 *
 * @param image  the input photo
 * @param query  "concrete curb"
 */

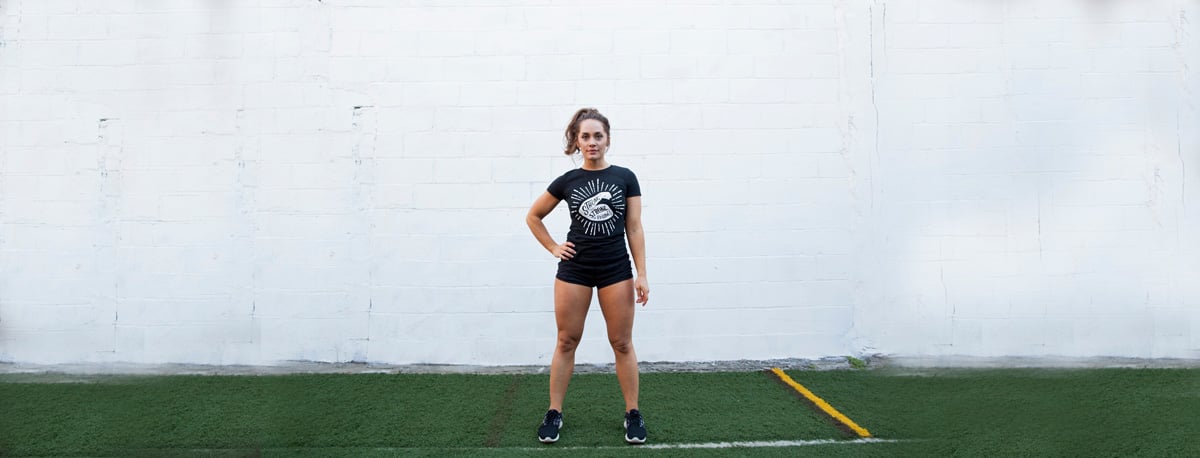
xmin=3 ymin=355 xmax=1197 ymax=381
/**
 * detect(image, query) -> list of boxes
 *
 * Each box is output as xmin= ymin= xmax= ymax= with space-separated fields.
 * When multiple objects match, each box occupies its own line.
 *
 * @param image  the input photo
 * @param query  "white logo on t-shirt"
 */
xmin=579 ymin=191 xmax=614 ymax=221
xmin=569 ymin=178 xmax=625 ymax=236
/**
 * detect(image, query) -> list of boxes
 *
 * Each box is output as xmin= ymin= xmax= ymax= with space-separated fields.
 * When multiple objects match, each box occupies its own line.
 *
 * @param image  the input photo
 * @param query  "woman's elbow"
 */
xmin=526 ymin=212 xmax=543 ymax=227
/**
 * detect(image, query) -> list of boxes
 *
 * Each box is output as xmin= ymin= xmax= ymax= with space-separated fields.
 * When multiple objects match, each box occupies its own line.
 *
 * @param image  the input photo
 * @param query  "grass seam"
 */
xmin=769 ymin=367 xmax=872 ymax=438
xmin=483 ymin=374 xmax=522 ymax=447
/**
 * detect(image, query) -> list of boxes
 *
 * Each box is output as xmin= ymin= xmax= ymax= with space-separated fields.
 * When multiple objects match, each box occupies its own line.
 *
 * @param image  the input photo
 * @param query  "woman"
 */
xmin=526 ymin=108 xmax=650 ymax=444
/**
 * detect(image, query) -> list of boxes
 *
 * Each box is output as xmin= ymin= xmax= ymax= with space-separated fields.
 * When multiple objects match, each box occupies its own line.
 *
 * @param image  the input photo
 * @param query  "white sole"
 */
xmin=538 ymin=419 xmax=563 ymax=443
xmin=623 ymin=419 xmax=646 ymax=444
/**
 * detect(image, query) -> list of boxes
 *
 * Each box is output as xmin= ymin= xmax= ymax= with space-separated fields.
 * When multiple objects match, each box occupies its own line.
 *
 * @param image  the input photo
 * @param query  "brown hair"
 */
xmin=563 ymin=107 xmax=610 ymax=155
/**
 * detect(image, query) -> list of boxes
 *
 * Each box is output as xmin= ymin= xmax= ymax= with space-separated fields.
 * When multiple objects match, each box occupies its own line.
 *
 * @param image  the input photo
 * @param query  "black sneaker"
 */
xmin=538 ymin=409 xmax=563 ymax=443
xmin=623 ymin=409 xmax=647 ymax=444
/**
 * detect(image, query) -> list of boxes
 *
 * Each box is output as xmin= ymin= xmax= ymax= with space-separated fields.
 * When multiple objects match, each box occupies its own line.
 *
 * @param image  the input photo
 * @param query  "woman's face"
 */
xmin=576 ymin=119 xmax=609 ymax=161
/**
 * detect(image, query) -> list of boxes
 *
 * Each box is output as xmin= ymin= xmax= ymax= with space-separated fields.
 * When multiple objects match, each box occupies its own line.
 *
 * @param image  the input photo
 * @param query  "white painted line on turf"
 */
xmin=158 ymin=439 xmax=907 ymax=454
xmin=510 ymin=438 xmax=904 ymax=451
xmin=640 ymin=438 xmax=899 ymax=449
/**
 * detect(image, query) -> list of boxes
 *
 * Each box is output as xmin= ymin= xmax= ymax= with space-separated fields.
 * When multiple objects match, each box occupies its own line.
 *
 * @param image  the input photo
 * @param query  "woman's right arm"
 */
xmin=527 ymin=191 xmax=576 ymax=260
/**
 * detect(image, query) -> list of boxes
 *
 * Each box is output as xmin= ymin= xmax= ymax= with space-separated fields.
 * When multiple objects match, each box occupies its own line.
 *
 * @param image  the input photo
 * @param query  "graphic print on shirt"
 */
xmin=568 ymin=178 xmax=625 ymax=236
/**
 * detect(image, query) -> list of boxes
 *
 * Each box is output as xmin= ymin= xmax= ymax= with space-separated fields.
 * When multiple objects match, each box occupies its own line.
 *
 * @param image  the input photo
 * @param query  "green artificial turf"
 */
xmin=0 ymin=371 xmax=837 ymax=456
xmin=0 ymin=374 xmax=510 ymax=455
xmin=786 ymin=368 xmax=1200 ymax=457
xmin=494 ymin=372 xmax=842 ymax=447
xmin=2 ymin=368 xmax=1197 ymax=456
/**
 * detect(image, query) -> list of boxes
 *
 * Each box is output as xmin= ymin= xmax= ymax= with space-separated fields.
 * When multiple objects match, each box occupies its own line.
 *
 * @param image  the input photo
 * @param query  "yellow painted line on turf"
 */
xmin=771 ymin=367 xmax=872 ymax=438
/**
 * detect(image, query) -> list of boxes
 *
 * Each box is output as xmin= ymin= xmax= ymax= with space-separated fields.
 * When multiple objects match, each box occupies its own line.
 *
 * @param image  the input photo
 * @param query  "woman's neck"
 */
xmin=581 ymin=158 xmax=609 ymax=170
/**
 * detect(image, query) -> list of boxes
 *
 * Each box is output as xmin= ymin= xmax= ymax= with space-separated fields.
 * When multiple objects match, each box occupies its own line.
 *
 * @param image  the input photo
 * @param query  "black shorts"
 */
xmin=556 ymin=256 xmax=633 ymax=289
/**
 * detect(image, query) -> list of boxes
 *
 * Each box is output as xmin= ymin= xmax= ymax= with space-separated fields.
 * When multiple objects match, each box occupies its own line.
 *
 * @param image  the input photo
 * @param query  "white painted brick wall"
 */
xmin=850 ymin=0 xmax=1200 ymax=360
xmin=0 ymin=0 xmax=1196 ymax=365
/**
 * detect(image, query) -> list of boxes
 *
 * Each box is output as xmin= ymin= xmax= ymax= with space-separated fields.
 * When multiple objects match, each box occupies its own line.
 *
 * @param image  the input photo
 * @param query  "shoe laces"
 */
xmin=543 ymin=410 xmax=562 ymax=426
xmin=626 ymin=409 xmax=644 ymax=427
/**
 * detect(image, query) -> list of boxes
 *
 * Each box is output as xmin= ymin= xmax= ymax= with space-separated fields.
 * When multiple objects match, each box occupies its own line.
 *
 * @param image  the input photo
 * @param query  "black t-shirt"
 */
xmin=547 ymin=165 xmax=642 ymax=263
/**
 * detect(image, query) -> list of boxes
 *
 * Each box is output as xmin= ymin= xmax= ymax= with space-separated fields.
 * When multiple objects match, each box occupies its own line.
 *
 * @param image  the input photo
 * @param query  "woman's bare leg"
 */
xmin=598 ymin=279 xmax=638 ymax=411
xmin=548 ymin=279 xmax=593 ymax=412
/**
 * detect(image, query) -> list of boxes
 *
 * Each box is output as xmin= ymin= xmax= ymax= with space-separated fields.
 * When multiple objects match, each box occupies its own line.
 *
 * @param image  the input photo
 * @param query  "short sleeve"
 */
xmin=547 ymin=173 xmax=569 ymax=200
xmin=625 ymin=168 xmax=642 ymax=198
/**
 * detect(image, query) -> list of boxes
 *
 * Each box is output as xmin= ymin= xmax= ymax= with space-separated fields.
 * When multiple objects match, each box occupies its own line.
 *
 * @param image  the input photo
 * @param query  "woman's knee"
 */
xmin=557 ymin=332 xmax=582 ymax=353
xmin=608 ymin=336 xmax=634 ymax=355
